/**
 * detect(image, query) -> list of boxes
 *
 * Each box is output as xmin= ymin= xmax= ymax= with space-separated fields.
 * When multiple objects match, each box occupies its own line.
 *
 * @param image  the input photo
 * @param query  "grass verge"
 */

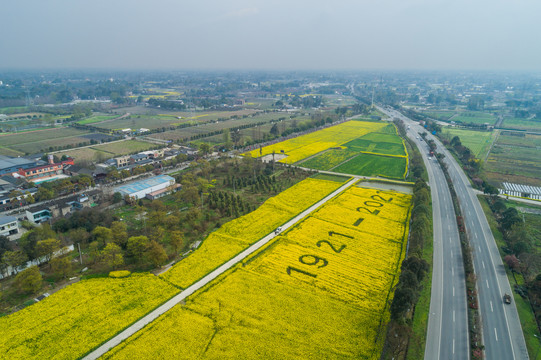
xmin=406 ymin=202 xmax=434 ymax=359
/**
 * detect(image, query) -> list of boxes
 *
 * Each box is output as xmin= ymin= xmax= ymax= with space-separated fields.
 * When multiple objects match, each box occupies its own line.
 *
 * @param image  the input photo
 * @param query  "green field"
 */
xmin=0 ymin=145 xmax=25 ymax=156
xmin=149 ymin=112 xmax=304 ymax=142
xmin=497 ymin=133 xmax=541 ymax=148
xmin=501 ymin=117 xmax=541 ymax=131
xmin=201 ymin=115 xmax=313 ymax=145
xmin=90 ymin=114 xmax=180 ymax=131
xmin=0 ymin=127 xmax=93 ymax=154
xmin=485 ymin=145 xmax=541 ymax=185
xmin=299 ymin=125 xmax=407 ymax=179
xmin=76 ymin=115 xmax=118 ymax=125
xmin=420 ymin=110 xmax=455 ymax=121
xmin=300 ymin=148 xmax=358 ymax=170
xmin=0 ymin=106 xmax=29 ymax=114
xmin=56 ymin=140 xmax=158 ymax=164
xmin=452 ymin=111 xmax=497 ymax=125
xmin=483 ymin=132 xmax=541 ymax=186
xmin=441 ymin=127 xmax=495 ymax=159
xmin=333 ymin=153 xmax=407 ymax=179
xmin=310 ymin=172 xmax=351 ymax=182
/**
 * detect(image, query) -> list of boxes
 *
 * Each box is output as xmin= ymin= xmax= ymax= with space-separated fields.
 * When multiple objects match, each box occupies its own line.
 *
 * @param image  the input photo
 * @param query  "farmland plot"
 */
xmin=104 ymin=186 xmax=411 ymax=360
xmin=162 ymin=177 xmax=344 ymax=289
xmin=0 ymin=273 xmax=178 ymax=360
xmin=300 ymin=124 xmax=408 ymax=179
xmin=246 ymin=120 xmax=387 ymax=164
xmin=0 ymin=127 xmax=95 ymax=154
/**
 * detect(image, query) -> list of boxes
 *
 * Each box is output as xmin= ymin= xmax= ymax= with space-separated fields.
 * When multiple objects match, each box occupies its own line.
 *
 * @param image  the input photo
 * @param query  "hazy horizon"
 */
xmin=2 ymin=0 xmax=540 ymax=71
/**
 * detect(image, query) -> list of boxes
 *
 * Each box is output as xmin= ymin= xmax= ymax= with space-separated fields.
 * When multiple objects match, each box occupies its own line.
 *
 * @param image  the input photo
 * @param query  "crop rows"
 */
xmin=0 ymin=273 xmax=178 ymax=360
xmin=104 ymin=186 xmax=412 ymax=359
xmin=161 ymin=177 xmax=344 ymax=289
xmin=246 ymin=120 xmax=386 ymax=164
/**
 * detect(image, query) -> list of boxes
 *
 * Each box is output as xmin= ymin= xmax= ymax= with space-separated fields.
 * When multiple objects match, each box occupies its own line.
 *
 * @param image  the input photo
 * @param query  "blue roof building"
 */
xmin=115 ymin=175 xmax=176 ymax=200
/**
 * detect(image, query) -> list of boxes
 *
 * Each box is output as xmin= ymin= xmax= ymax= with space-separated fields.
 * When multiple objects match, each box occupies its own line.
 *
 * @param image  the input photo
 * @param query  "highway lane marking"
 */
xmin=452 ymin=267 xmax=454 ymax=276
xmin=451 ymin=250 xmax=453 ymax=258
xmin=494 ymin=327 xmax=499 ymax=342
xmin=453 ymin=338 xmax=455 ymax=354
xmin=490 ymin=301 xmax=493 ymax=312
xmin=482 ymin=261 xmax=485 ymax=269
xmin=453 ymin=286 xmax=455 ymax=296
xmin=448 ymin=224 xmax=451 ymax=231
xmin=478 ymin=245 xmax=482 ymax=252
xmin=474 ymin=232 xmax=478 ymax=239
xmin=453 ymin=310 xmax=455 ymax=322
xmin=467 ymin=185 xmax=519 ymax=358
xmin=486 ymin=279 xmax=490 ymax=289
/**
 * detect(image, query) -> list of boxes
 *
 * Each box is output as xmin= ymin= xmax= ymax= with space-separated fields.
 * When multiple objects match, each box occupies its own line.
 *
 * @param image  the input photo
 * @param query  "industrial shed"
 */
xmin=115 ymin=175 xmax=176 ymax=200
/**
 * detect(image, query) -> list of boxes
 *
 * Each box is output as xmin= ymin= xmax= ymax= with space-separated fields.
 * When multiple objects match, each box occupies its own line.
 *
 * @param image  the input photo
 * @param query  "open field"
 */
xmin=112 ymin=106 xmax=256 ymax=119
xmin=162 ymin=177 xmax=344 ymax=289
xmin=76 ymin=114 xmax=118 ymax=125
xmin=0 ymin=273 xmax=178 ymax=360
xmin=324 ymin=94 xmax=358 ymax=106
xmin=483 ymin=132 xmax=541 ymax=186
xmin=501 ymin=117 xmax=541 ymax=132
xmin=0 ymin=106 xmax=29 ymax=114
xmin=0 ymin=127 xmax=94 ymax=154
xmin=0 ymin=145 xmax=25 ymax=156
xmin=201 ymin=116 xmax=311 ymax=144
xmin=299 ymin=124 xmax=407 ymax=179
xmin=246 ymin=120 xmax=387 ymax=164
xmin=497 ymin=132 xmax=541 ymax=148
xmin=420 ymin=110 xmax=455 ymax=121
xmin=90 ymin=114 xmax=180 ymax=131
xmin=104 ymin=186 xmax=411 ymax=360
xmin=55 ymin=140 xmax=157 ymax=164
xmin=441 ymin=127 xmax=496 ymax=159
xmin=452 ymin=111 xmax=497 ymax=125
xmin=333 ymin=153 xmax=407 ymax=179
xmin=148 ymin=112 xmax=300 ymax=142
xmin=485 ymin=145 xmax=541 ymax=185
xmin=243 ymin=98 xmax=278 ymax=109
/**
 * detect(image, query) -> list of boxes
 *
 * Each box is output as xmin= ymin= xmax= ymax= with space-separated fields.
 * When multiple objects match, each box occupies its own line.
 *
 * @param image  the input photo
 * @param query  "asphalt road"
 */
xmin=82 ymin=178 xmax=359 ymax=360
xmin=385 ymin=107 xmax=529 ymax=359
xmin=378 ymin=106 xmax=469 ymax=359
xmin=442 ymin=137 xmax=529 ymax=360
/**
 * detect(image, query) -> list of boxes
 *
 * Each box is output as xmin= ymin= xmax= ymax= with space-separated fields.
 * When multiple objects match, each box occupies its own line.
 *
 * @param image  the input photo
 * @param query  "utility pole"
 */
xmin=78 ymin=243 xmax=83 ymax=265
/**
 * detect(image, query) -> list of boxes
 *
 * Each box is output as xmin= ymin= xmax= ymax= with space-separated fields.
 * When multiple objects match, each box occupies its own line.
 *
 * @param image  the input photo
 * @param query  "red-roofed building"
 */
xmin=17 ymin=156 xmax=74 ymax=182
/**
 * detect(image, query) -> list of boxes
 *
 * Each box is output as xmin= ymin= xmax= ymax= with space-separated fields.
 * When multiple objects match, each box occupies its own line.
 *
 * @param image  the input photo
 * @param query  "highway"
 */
xmin=378 ymin=106 xmax=469 ymax=359
xmin=385 ymin=106 xmax=529 ymax=359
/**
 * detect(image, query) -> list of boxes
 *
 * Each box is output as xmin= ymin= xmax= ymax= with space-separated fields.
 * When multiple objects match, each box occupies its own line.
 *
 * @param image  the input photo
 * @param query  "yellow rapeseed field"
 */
xmin=105 ymin=269 xmax=371 ymax=360
xmin=161 ymin=177 xmax=343 ymax=288
xmin=246 ymin=120 xmax=386 ymax=164
xmin=104 ymin=187 xmax=411 ymax=360
xmin=0 ymin=273 xmax=178 ymax=360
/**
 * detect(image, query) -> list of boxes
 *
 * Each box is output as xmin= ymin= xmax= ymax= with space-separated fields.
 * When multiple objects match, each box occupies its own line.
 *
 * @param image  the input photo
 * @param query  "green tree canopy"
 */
xmin=15 ymin=266 xmax=42 ymax=294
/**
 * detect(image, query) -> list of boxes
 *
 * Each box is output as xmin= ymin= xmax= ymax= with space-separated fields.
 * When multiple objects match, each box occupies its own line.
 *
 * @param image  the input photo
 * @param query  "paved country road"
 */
xmin=82 ymin=177 xmax=359 ymax=360
xmin=385 ymin=106 xmax=529 ymax=359
xmin=377 ymin=106 xmax=469 ymax=360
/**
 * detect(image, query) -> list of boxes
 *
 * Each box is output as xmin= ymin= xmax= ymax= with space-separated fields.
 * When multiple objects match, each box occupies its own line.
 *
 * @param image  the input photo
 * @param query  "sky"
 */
xmin=1 ymin=0 xmax=540 ymax=71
